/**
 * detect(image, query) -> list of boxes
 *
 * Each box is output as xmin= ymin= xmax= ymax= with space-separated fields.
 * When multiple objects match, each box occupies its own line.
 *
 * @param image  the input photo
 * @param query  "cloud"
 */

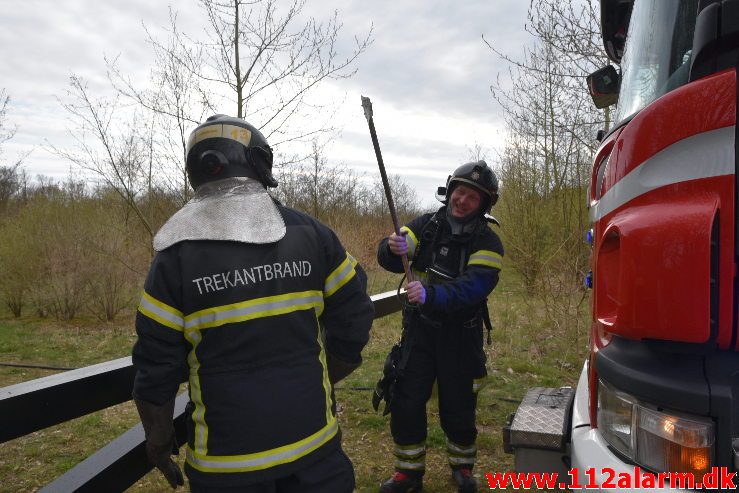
xmin=329 ymin=0 xmax=532 ymax=118
xmin=1 ymin=0 xmax=528 ymax=205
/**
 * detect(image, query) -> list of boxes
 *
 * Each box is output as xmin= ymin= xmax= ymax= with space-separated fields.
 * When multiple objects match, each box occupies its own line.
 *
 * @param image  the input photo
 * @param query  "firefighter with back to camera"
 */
xmin=375 ymin=161 xmax=504 ymax=493
xmin=131 ymin=114 xmax=374 ymax=492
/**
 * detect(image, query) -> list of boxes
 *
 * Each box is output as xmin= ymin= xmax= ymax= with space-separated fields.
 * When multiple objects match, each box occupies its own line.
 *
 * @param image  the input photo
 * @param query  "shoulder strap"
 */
xmin=411 ymin=209 xmax=444 ymax=263
xmin=459 ymin=218 xmax=488 ymax=267
xmin=470 ymin=220 xmax=495 ymax=345
xmin=482 ymin=301 xmax=493 ymax=345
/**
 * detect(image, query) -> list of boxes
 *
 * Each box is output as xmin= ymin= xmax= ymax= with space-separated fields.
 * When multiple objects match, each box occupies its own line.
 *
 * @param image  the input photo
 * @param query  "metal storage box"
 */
xmin=503 ymin=386 xmax=574 ymax=476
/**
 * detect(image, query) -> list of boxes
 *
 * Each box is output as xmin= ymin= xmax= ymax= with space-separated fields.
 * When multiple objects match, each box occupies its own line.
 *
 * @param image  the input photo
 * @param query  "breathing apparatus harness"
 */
xmin=395 ymin=207 xmax=497 ymax=345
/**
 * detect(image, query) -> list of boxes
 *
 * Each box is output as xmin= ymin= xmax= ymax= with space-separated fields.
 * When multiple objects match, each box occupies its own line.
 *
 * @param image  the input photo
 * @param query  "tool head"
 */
xmin=361 ymin=95 xmax=373 ymax=121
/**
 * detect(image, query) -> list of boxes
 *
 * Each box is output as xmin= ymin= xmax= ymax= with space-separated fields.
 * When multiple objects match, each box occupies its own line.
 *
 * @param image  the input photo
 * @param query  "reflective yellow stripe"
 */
xmin=395 ymin=460 xmax=426 ymax=470
xmin=184 ymin=290 xmax=324 ymax=331
xmin=394 ymin=443 xmax=426 ymax=458
xmin=182 ymin=296 xmax=333 ymax=463
xmin=138 ymin=291 xmax=184 ymax=331
xmin=185 ymin=417 xmax=338 ymax=473
xmin=400 ymin=226 xmax=418 ymax=258
xmin=447 ymin=440 xmax=477 ymax=456
xmin=185 ymin=329 xmax=208 ymax=454
xmin=187 ymin=123 xmax=252 ymax=151
xmin=447 ymin=440 xmax=476 ymax=468
xmin=324 ymin=253 xmax=357 ymax=297
xmin=315 ymin=312 xmax=334 ymax=424
xmin=394 ymin=441 xmax=426 ymax=470
xmin=468 ymin=249 xmax=503 ymax=270
xmin=411 ymin=268 xmax=427 ymax=282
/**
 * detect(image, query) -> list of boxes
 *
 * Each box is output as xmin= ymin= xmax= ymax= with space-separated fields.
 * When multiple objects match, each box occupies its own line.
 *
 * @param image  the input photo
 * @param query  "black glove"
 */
xmin=372 ymin=342 xmax=402 ymax=415
xmin=326 ymin=353 xmax=360 ymax=385
xmin=134 ymin=398 xmax=185 ymax=489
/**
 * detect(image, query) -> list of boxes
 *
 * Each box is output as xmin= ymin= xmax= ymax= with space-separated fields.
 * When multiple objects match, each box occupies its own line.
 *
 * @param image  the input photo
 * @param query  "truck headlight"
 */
xmin=598 ymin=379 xmax=714 ymax=479
xmin=598 ymin=379 xmax=636 ymax=457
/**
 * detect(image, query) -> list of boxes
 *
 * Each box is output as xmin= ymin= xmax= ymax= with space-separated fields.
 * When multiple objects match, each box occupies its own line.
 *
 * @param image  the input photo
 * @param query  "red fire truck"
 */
xmin=504 ymin=0 xmax=739 ymax=490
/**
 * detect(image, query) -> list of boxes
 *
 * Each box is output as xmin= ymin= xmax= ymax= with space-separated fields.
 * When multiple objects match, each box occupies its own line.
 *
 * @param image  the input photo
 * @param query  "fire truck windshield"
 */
xmin=615 ymin=0 xmax=699 ymax=124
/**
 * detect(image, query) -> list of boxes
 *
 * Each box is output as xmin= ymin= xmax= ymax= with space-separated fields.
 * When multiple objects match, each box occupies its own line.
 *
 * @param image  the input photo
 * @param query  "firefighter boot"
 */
xmin=379 ymin=471 xmax=423 ymax=493
xmin=452 ymin=467 xmax=477 ymax=493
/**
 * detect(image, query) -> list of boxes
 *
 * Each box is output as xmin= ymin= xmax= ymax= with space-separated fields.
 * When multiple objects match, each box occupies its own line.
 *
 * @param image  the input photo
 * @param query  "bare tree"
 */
xmin=103 ymin=0 xmax=372 ymax=202
xmin=365 ymin=173 xmax=420 ymax=220
xmin=275 ymin=139 xmax=365 ymax=222
xmin=0 ymin=90 xmax=30 ymax=211
xmin=0 ymin=210 xmax=36 ymax=316
xmin=0 ymin=89 xmax=15 ymax=151
xmin=486 ymin=0 xmax=610 ymax=143
xmin=486 ymin=0 xmax=605 ymax=342
xmin=182 ymin=0 xmax=373 ymax=141
xmin=0 ymin=164 xmax=22 ymax=212
xmin=51 ymin=76 xmax=156 ymax=244
xmin=487 ymin=0 xmax=604 ymax=269
xmin=466 ymin=142 xmax=489 ymax=162
xmin=106 ymin=10 xmax=212 ymax=204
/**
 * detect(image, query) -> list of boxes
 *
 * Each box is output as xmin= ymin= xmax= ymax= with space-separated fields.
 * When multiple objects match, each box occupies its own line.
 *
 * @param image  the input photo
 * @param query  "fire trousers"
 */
xmin=389 ymin=314 xmax=487 ymax=475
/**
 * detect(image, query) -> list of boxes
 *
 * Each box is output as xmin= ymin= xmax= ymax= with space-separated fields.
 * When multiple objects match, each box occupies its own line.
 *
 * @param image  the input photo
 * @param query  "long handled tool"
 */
xmin=362 ymin=96 xmax=415 ymax=415
xmin=361 ymin=96 xmax=413 ymax=282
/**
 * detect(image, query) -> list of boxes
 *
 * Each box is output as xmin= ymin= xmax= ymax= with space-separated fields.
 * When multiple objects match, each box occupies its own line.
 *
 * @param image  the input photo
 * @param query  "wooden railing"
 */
xmin=0 ymin=289 xmax=403 ymax=492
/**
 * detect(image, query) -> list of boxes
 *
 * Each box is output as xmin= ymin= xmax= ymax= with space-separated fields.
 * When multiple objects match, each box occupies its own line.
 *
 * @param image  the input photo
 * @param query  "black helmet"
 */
xmin=186 ymin=114 xmax=277 ymax=190
xmin=444 ymin=160 xmax=499 ymax=214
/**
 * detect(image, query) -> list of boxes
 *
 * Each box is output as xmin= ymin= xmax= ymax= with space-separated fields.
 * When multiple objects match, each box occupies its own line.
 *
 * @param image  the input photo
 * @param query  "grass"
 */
xmin=0 ymin=268 xmax=588 ymax=492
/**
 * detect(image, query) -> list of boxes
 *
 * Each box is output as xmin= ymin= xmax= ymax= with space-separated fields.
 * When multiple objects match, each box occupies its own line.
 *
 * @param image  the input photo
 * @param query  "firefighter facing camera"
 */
xmin=376 ymin=160 xmax=504 ymax=493
xmin=132 ymin=114 xmax=374 ymax=492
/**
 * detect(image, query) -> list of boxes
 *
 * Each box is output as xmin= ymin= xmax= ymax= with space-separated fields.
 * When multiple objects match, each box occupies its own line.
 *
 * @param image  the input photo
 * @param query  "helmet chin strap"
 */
xmin=245 ymin=146 xmax=278 ymax=188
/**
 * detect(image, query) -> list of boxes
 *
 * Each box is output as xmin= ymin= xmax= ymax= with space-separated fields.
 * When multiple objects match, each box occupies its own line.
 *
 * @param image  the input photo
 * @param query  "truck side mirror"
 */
xmin=587 ymin=65 xmax=620 ymax=109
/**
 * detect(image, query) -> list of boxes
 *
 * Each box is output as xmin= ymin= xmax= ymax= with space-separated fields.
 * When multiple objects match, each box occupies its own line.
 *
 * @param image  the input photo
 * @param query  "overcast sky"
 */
xmin=1 ymin=0 xmax=532 ymax=209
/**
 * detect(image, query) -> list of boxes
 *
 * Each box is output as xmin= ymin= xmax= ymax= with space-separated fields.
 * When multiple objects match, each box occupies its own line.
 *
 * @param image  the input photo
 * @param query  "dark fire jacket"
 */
xmin=377 ymin=208 xmax=504 ymax=319
xmin=132 ymin=205 xmax=374 ymax=487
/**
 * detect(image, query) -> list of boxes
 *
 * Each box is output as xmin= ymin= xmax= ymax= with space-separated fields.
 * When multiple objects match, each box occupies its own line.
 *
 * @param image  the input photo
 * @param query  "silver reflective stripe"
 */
xmin=395 ymin=460 xmax=425 ymax=470
xmin=184 ymin=292 xmax=323 ymax=330
xmin=138 ymin=294 xmax=184 ymax=329
xmin=590 ymin=126 xmax=735 ymax=223
xmin=468 ymin=251 xmax=502 ymax=268
xmin=448 ymin=442 xmax=477 ymax=455
xmin=394 ymin=442 xmax=425 ymax=470
xmin=186 ymin=418 xmax=338 ymax=471
xmin=395 ymin=445 xmax=426 ymax=457
xmin=324 ymin=254 xmax=356 ymax=296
